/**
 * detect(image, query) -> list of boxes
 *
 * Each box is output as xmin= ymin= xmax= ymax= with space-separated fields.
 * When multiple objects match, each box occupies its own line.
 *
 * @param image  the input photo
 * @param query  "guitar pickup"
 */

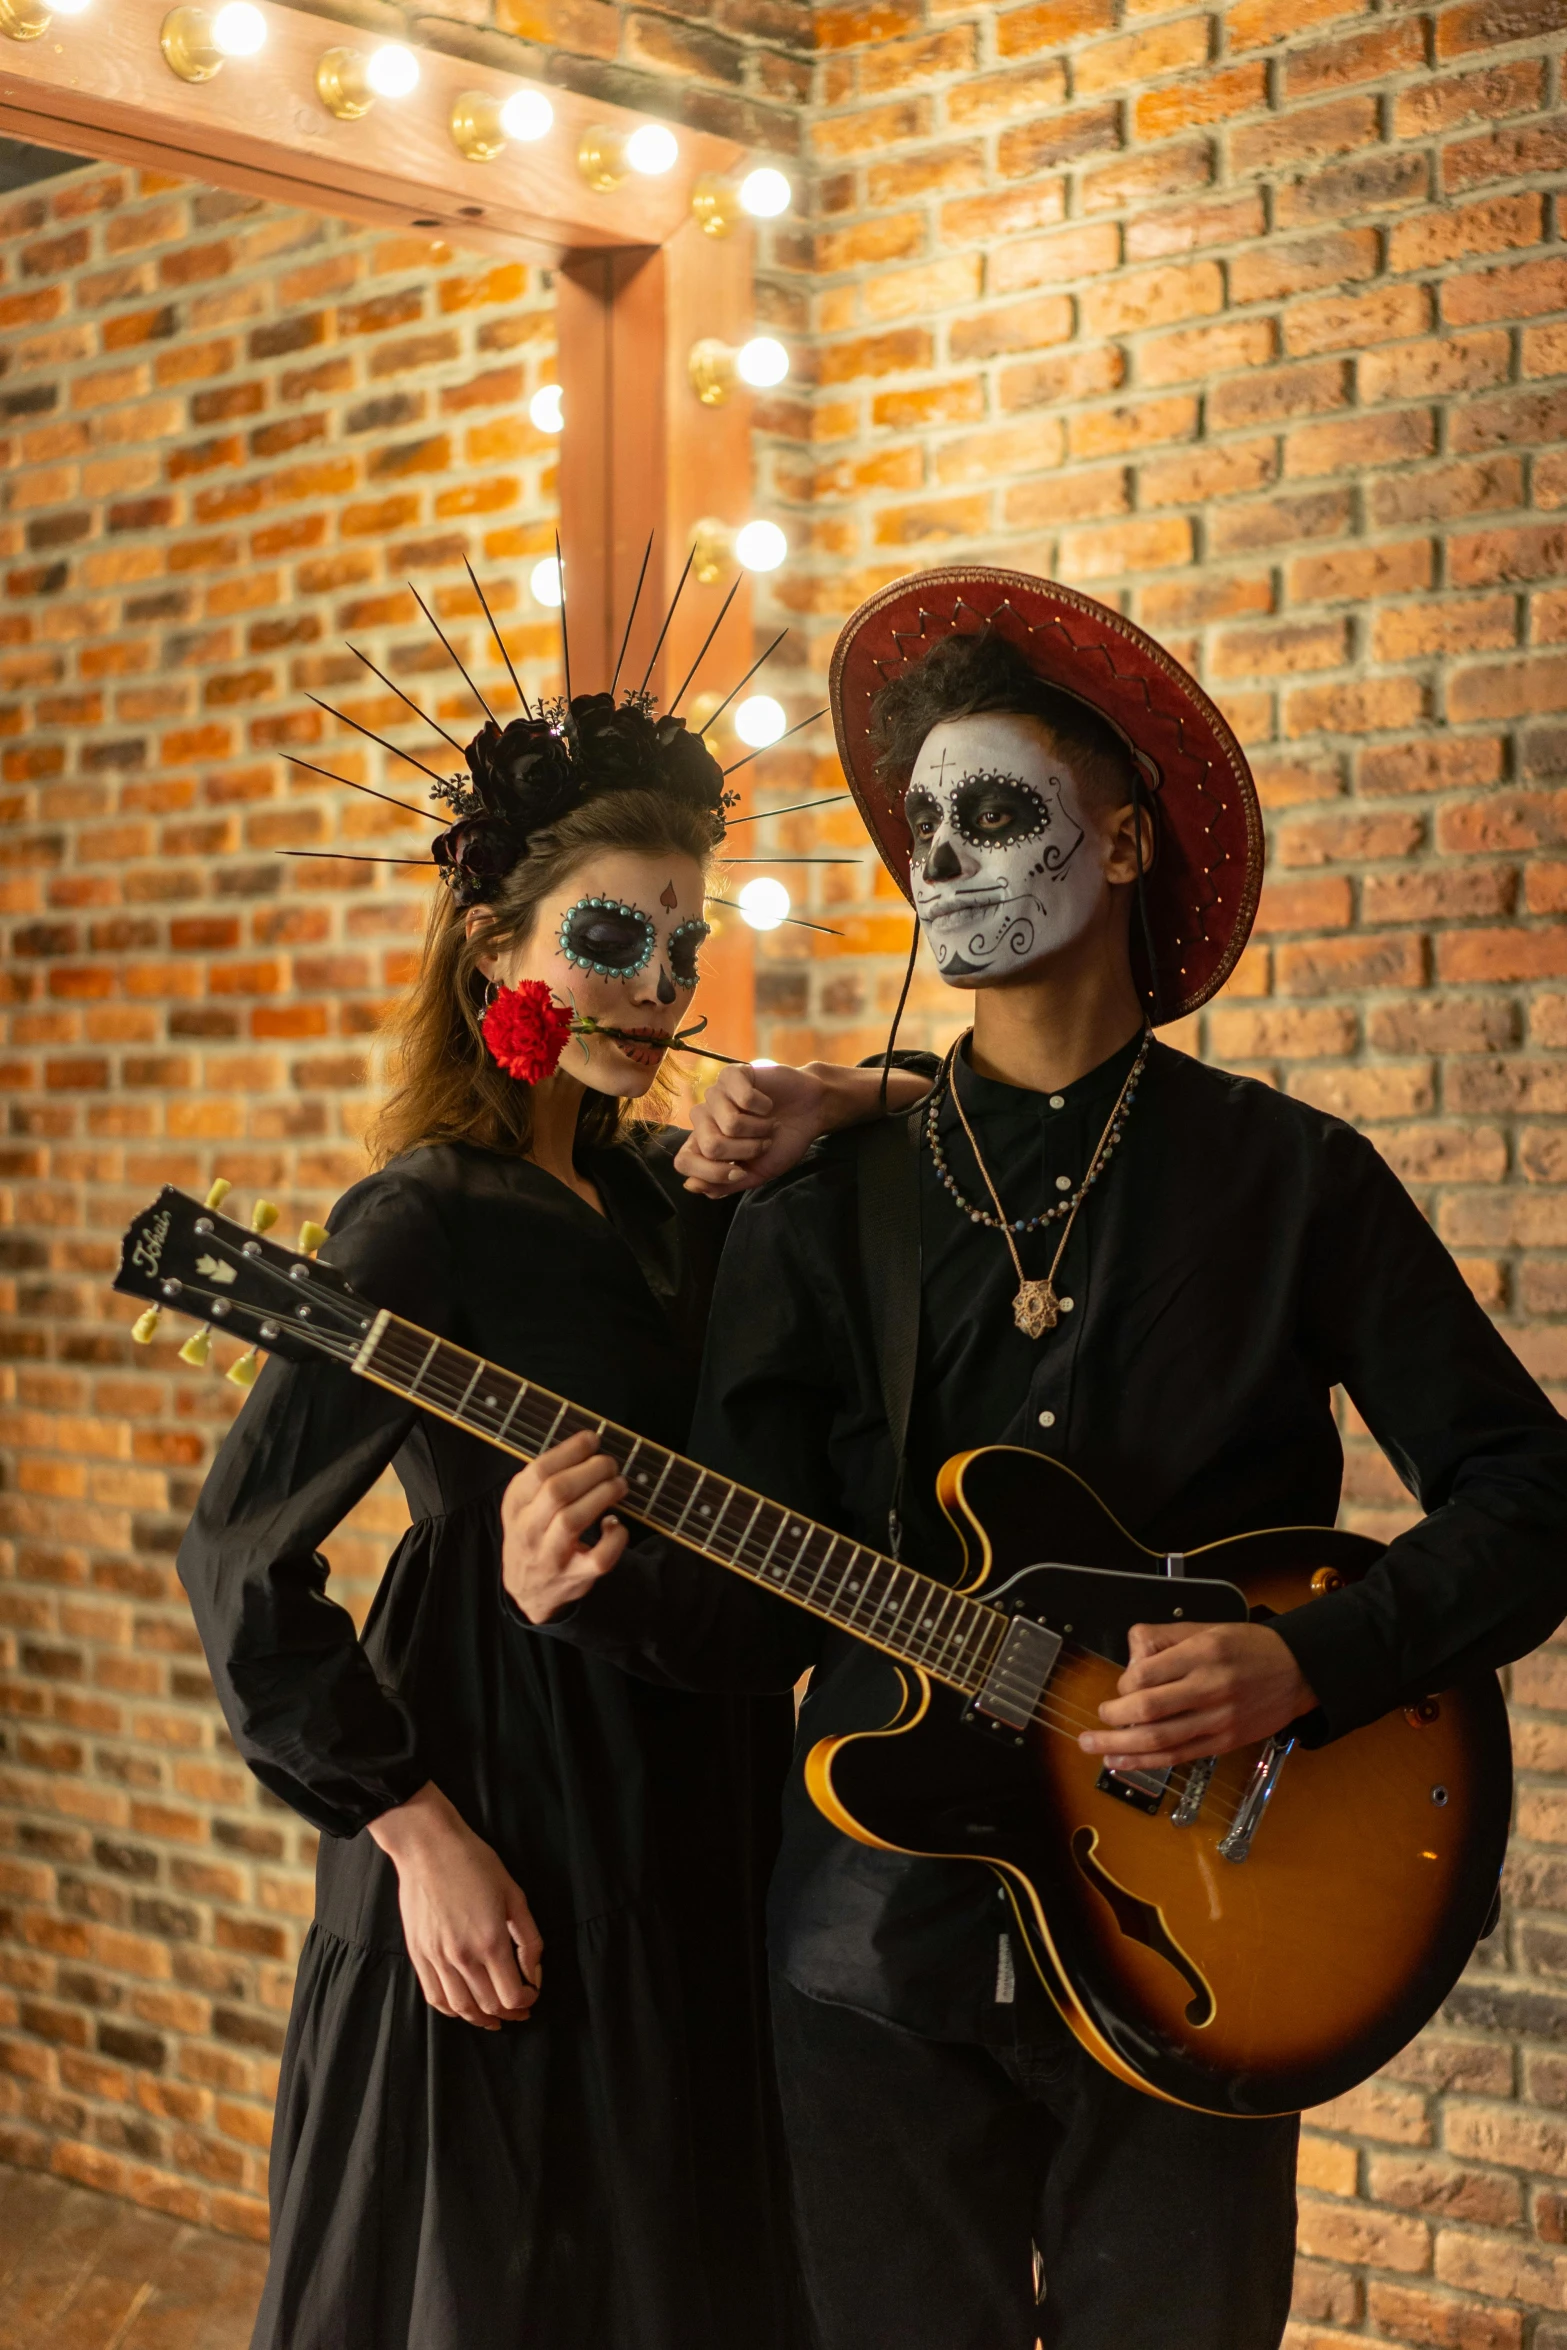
xmin=973 ymin=1618 xmax=1063 ymax=1733
xmin=1097 ymin=1764 xmax=1172 ymax=1816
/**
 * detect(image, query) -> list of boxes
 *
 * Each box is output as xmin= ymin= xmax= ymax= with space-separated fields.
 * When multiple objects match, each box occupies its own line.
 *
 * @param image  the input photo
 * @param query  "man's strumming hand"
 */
xmin=1079 ymin=1621 xmax=1317 ymax=1772
xmin=500 ymin=1430 xmax=629 ymax=1623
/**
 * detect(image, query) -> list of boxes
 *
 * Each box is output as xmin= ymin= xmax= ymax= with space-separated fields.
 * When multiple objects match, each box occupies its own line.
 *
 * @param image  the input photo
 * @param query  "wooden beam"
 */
xmin=0 ymin=0 xmax=743 ymax=262
xmin=556 ymin=213 xmax=760 ymax=1057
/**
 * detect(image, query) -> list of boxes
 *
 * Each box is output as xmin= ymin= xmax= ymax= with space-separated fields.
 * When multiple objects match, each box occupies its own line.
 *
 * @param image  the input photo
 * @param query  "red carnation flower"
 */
xmin=482 ymin=980 xmax=575 ymax=1084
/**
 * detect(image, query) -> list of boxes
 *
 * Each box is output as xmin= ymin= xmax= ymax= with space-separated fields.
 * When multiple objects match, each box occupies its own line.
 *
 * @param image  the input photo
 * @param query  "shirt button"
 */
xmin=1049 ymin=1094 xmax=1065 ymax=1110
xmin=1038 ymin=1409 xmax=1056 ymax=1428
xmin=1059 ymin=1297 xmax=1075 ymax=1312
xmin=1055 ymin=1175 xmax=1071 ymax=1191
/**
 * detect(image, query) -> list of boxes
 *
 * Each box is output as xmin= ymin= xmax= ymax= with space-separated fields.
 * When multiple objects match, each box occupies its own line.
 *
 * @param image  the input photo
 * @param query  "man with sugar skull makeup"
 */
xmin=504 ymin=567 xmax=1567 ymax=2350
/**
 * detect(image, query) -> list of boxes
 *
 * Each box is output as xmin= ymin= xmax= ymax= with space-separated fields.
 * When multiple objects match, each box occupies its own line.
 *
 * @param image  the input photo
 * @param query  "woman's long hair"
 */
xmin=371 ymin=787 xmax=719 ymax=1168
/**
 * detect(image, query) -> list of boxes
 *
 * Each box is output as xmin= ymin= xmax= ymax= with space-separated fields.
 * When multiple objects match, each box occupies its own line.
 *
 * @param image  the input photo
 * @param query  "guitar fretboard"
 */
xmin=354 ymin=1310 xmax=1006 ymax=1698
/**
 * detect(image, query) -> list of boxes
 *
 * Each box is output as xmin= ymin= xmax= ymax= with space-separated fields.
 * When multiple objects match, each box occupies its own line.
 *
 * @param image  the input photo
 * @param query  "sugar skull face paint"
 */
xmin=905 ymin=714 xmax=1106 ymax=986
xmin=473 ymin=849 xmax=710 ymax=1105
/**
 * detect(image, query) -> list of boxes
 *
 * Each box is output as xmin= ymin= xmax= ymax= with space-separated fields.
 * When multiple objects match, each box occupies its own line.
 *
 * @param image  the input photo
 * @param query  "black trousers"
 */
xmin=770 ymin=1974 xmax=1300 ymax=2350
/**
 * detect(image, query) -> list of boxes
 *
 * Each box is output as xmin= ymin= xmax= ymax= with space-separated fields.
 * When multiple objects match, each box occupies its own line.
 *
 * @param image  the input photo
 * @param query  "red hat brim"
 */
xmin=829 ymin=565 xmax=1265 ymax=1022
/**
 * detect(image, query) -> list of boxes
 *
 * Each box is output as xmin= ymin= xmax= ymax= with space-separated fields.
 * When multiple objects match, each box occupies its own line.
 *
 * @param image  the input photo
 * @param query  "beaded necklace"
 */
xmin=927 ymin=1028 xmax=1152 ymax=1339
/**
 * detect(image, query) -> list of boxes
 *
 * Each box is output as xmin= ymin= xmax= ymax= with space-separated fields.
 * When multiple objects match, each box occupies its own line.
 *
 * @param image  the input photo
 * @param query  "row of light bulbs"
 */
xmin=0 ymin=0 xmax=805 ymax=925
xmin=2 ymin=0 xmax=793 ymax=229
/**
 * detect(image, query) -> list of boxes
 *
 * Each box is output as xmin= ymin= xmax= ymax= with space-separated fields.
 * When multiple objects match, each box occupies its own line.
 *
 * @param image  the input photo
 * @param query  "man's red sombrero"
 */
xmin=828 ymin=565 xmax=1265 ymax=1023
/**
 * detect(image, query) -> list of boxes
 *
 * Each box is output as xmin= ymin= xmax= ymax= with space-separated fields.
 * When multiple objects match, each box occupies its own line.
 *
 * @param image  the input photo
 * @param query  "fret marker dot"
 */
xmin=636 ymin=1473 xmax=648 ymax=1483
xmin=699 ymin=1505 xmax=711 ymax=1516
xmin=484 ymin=1396 xmax=497 ymax=1407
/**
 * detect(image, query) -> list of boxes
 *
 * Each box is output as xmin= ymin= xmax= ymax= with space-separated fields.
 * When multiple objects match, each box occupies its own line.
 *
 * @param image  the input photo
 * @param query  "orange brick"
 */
xmin=1134 ymin=62 xmax=1266 ymax=140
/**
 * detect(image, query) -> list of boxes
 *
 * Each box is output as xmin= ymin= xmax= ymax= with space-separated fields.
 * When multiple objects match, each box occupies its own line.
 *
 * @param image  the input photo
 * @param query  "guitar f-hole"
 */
xmin=1070 ymin=1827 xmax=1215 ymax=2029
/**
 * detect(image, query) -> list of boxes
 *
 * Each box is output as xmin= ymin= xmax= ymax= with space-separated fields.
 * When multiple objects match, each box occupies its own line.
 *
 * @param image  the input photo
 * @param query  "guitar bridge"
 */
xmin=971 ymin=1618 xmax=1063 ymax=1734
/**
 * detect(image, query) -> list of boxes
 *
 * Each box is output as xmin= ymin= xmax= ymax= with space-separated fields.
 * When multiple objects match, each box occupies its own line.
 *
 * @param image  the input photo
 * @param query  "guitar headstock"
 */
xmin=116 ymin=1184 xmax=374 ymax=1382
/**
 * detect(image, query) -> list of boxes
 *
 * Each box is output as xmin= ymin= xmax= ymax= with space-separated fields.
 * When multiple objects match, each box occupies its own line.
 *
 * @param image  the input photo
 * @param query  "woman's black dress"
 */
xmin=176 ymin=1134 xmax=801 ymax=2350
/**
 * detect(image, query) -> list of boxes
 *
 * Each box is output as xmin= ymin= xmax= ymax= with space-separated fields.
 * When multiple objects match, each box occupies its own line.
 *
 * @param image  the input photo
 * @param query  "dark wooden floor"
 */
xmin=0 ymin=2168 xmax=266 ymax=2350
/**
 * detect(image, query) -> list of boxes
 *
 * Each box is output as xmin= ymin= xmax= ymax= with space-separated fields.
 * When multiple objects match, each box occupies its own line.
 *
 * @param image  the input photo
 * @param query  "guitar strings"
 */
xmin=159 ymin=1227 xmax=1250 ymax=1829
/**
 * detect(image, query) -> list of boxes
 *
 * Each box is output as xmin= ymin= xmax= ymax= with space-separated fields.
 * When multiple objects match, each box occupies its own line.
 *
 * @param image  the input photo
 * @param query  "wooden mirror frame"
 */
xmin=0 ymin=0 xmax=763 ymax=1039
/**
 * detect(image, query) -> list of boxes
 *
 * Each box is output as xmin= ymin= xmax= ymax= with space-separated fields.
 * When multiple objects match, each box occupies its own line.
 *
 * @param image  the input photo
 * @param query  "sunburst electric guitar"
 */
xmin=117 ymin=1185 xmax=1512 ymax=2118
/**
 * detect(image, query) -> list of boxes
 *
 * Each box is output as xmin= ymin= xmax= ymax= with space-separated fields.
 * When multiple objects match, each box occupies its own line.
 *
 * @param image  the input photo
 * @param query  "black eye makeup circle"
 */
xmin=904 ymin=784 xmax=942 ymax=843
xmin=953 ymin=771 xmax=1049 ymax=848
xmin=560 ymin=897 xmax=656 ymax=978
xmin=667 ymin=918 xmax=709 ymax=989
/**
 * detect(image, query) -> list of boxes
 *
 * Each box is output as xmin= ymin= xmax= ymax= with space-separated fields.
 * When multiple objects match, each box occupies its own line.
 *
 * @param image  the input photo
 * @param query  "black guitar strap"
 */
xmin=853 ymin=1108 xmax=924 ymax=1559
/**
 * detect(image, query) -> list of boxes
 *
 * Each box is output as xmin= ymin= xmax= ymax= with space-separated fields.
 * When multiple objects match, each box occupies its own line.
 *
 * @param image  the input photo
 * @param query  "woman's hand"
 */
xmin=501 ymin=1430 xmax=629 ymax=1623
xmin=675 ymin=1062 xmax=932 ymax=1197
xmin=1079 ymin=1622 xmax=1316 ymax=1772
xmin=368 ymin=1782 xmax=543 ymax=2030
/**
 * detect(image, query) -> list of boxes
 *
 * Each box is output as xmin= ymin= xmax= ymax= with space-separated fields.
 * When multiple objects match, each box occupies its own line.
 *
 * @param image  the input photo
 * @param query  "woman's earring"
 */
xmin=483 ymin=978 xmax=501 ymax=1010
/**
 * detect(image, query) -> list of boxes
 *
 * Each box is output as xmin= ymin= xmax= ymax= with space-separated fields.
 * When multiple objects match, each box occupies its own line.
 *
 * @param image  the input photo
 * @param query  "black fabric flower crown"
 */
xmin=429 ymin=690 xmax=731 ymax=909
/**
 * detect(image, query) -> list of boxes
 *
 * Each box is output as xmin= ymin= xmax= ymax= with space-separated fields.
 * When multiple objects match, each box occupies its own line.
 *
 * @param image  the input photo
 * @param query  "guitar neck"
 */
xmin=352 ymin=1308 xmax=1004 ymax=1700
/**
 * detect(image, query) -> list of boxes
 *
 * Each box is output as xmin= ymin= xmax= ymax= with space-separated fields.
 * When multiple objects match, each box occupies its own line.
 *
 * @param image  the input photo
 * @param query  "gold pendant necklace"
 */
xmin=942 ymin=1032 xmax=1150 ymax=1340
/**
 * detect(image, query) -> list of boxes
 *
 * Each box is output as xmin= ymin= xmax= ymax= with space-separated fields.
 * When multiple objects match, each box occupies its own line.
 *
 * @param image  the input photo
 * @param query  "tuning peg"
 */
xmin=297 ymin=1220 xmax=329 ymax=1255
xmin=178 ymin=1326 xmax=213 ymax=1368
xmin=131 ymin=1306 xmax=161 ymax=1345
xmin=204 ymin=1177 xmax=233 ymax=1211
xmin=225 ymin=1348 xmax=260 ymax=1389
xmin=250 ymin=1200 xmax=280 ymax=1234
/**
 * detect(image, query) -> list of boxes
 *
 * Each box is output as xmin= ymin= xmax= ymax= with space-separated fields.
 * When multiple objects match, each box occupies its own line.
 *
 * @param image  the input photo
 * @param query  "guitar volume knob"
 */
xmin=1311 ymin=1567 xmax=1344 ymax=1594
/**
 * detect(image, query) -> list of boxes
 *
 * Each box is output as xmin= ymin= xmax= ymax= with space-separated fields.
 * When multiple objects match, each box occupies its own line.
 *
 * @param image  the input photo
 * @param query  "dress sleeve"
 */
xmin=532 ymin=1175 xmax=832 ymax=1692
xmin=1275 ymin=1123 xmax=1567 ymax=1740
xmin=176 ymin=1172 xmax=456 ymax=1837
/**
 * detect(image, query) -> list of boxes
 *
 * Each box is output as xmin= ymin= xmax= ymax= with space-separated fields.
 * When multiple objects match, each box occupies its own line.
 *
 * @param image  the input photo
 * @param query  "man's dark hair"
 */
xmin=869 ymin=627 xmax=1139 ymax=811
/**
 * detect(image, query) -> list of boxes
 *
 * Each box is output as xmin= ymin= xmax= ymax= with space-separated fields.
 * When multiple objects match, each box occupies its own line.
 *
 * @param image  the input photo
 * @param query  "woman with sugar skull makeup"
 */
xmin=507 ymin=567 xmax=1567 ymax=2350
xmin=175 ymin=631 xmax=923 ymax=2350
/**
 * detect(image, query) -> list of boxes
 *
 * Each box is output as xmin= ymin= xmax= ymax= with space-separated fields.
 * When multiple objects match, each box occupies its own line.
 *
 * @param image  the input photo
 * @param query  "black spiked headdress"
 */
xmin=430 ymin=689 xmax=731 ymax=909
xmin=291 ymin=537 xmax=846 ymax=914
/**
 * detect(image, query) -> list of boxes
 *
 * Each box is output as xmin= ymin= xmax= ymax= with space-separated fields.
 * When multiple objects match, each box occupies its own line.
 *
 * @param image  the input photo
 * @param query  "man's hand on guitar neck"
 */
xmin=501 ymin=1431 xmax=630 ymax=1623
xmin=1080 ymin=1621 xmax=1318 ymax=1772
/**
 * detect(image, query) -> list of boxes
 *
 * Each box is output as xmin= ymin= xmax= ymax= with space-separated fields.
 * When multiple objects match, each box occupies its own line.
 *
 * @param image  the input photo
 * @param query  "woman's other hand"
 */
xmin=501 ymin=1430 xmax=629 ymax=1623
xmin=675 ymin=1062 xmax=932 ymax=1197
xmin=369 ymin=1782 xmax=543 ymax=2029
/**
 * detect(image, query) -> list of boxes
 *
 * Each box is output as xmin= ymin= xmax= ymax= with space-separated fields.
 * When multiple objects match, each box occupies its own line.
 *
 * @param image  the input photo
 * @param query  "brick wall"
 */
xmin=6 ymin=0 xmax=1567 ymax=2338
xmin=0 ymin=158 xmax=561 ymax=2235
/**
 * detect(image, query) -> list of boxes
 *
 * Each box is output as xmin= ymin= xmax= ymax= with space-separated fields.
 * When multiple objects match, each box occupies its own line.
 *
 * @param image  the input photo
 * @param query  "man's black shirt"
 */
xmin=552 ymin=1036 xmax=1567 ymax=2042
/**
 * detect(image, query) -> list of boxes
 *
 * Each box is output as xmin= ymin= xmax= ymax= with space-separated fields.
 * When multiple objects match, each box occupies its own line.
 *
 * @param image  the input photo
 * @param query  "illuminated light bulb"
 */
xmin=529 ymin=384 xmax=564 ymax=435
xmin=212 ymin=1 xmax=264 ymax=55
xmin=734 ymin=519 xmax=787 ymax=574
xmin=737 ymin=336 xmax=789 ymax=390
xmin=531 ymin=555 xmax=563 ymax=608
xmin=366 ymin=41 xmax=419 ymax=98
xmin=502 ymin=89 xmax=553 ymax=140
xmin=625 ymin=123 xmax=678 ymax=176
xmin=740 ymin=167 xmax=791 ymax=219
xmin=737 ymin=876 xmax=790 ymax=932
xmin=735 ymin=694 xmax=787 ymax=750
